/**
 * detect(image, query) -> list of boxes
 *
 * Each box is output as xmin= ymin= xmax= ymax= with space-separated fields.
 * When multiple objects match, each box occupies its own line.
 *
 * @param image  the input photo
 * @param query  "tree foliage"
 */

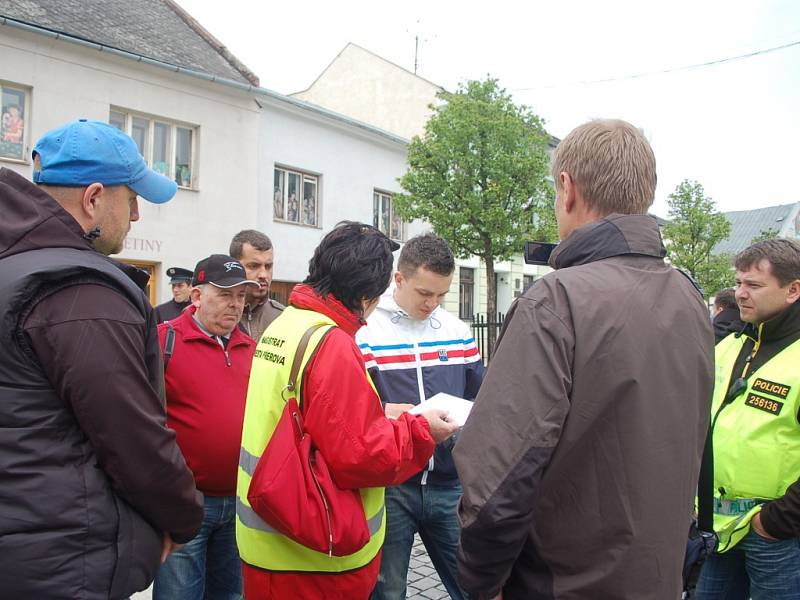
xmin=751 ymin=227 xmax=780 ymax=244
xmin=663 ymin=179 xmax=733 ymax=296
xmin=394 ymin=78 xmax=554 ymax=350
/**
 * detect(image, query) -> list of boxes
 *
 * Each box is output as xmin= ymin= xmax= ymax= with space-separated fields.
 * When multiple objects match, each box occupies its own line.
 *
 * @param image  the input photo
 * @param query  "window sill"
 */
xmin=273 ymin=218 xmax=321 ymax=229
xmin=0 ymin=156 xmax=30 ymax=165
xmin=177 ymin=185 xmax=199 ymax=193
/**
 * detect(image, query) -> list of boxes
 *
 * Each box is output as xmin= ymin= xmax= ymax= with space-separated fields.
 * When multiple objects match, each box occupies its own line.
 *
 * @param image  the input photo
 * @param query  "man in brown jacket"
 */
xmin=454 ymin=119 xmax=714 ymax=600
xmin=230 ymin=229 xmax=284 ymax=341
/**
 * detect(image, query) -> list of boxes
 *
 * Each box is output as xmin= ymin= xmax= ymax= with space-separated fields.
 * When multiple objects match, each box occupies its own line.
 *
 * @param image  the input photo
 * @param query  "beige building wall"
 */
xmin=292 ymin=43 xmax=443 ymax=140
xmin=291 ymin=42 xmax=559 ymax=318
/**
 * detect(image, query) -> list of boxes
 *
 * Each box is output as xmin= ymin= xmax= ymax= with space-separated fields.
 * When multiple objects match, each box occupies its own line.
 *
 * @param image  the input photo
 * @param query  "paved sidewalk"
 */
xmin=406 ymin=535 xmax=450 ymax=599
xmin=132 ymin=535 xmax=450 ymax=599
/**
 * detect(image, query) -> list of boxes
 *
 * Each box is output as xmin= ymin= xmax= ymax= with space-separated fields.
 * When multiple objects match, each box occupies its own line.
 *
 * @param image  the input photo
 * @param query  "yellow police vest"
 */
xmin=710 ymin=332 xmax=800 ymax=552
xmin=236 ymin=306 xmax=386 ymax=572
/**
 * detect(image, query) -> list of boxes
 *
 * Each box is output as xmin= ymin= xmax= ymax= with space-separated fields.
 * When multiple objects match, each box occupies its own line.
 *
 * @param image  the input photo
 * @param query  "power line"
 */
xmin=513 ymin=39 xmax=800 ymax=92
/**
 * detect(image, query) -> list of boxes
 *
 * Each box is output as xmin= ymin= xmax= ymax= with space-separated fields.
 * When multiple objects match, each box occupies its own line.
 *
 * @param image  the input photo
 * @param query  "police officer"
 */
xmin=154 ymin=266 xmax=193 ymax=323
xmin=696 ymin=238 xmax=800 ymax=599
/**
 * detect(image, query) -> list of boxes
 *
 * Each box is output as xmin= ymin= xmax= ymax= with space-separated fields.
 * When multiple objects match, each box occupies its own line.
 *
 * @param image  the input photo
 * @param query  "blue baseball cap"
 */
xmin=32 ymin=118 xmax=177 ymax=204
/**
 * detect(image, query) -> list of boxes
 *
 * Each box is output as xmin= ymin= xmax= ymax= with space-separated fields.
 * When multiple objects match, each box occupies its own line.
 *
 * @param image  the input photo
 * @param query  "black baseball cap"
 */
xmin=192 ymin=254 xmax=259 ymax=288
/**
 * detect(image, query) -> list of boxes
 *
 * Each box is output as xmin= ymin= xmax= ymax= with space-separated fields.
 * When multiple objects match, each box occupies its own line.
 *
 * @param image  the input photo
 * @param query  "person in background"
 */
xmin=154 ymin=266 xmax=193 ymax=323
xmin=153 ymin=254 xmax=258 ymax=600
xmin=455 ymin=119 xmax=714 ymax=600
xmin=236 ymin=221 xmax=460 ymax=600
xmin=712 ymin=287 xmax=745 ymax=344
xmin=357 ymin=233 xmax=483 ymax=600
xmin=230 ymin=229 xmax=283 ymax=342
xmin=0 ymin=118 xmax=202 ymax=598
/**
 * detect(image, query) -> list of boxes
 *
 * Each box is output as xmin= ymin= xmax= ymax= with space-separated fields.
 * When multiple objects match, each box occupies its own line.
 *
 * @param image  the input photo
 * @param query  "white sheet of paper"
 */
xmin=409 ymin=392 xmax=473 ymax=427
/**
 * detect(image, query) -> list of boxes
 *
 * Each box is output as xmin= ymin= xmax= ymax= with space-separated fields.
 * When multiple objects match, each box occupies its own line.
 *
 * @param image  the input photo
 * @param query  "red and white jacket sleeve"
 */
xmin=302 ymin=328 xmax=435 ymax=490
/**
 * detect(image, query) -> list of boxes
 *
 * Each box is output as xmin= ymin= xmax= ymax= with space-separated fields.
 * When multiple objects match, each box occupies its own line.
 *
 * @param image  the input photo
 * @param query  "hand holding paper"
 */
xmin=418 ymin=408 xmax=460 ymax=443
xmin=410 ymin=392 xmax=473 ymax=427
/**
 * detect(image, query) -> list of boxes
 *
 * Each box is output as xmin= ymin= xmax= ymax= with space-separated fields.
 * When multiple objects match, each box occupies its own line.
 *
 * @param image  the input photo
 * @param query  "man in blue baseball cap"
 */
xmin=30 ymin=118 xmax=177 ymax=254
xmin=0 ymin=119 xmax=202 ymax=599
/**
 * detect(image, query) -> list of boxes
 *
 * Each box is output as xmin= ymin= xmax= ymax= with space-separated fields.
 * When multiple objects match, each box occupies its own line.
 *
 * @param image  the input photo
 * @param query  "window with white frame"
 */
xmin=273 ymin=166 xmax=319 ymax=227
xmin=109 ymin=109 xmax=197 ymax=189
xmin=373 ymin=190 xmax=404 ymax=241
xmin=0 ymin=83 xmax=30 ymax=162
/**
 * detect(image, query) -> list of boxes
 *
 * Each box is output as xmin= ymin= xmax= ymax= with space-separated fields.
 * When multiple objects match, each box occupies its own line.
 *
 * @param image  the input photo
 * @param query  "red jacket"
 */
xmin=243 ymin=284 xmax=435 ymax=599
xmin=158 ymin=306 xmax=256 ymax=496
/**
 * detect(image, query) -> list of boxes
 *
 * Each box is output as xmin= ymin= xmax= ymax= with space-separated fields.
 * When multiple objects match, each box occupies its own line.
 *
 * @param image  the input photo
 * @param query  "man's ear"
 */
xmin=786 ymin=279 xmax=800 ymax=304
xmin=559 ymin=172 xmax=577 ymax=215
xmin=190 ymin=287 xmax=202 ymax=308
xmin=393 ymin=270 xmax=404 ymax=288
xmin=80 ymin=183 xmax=105 ymax=221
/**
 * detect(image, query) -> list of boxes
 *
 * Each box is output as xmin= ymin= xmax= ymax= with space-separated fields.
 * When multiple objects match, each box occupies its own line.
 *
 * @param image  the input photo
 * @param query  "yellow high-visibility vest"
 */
xmin=236 ymin=306 xmax=385 ymax=571
xmin=710 ymin=332 xmax=800 ymax=552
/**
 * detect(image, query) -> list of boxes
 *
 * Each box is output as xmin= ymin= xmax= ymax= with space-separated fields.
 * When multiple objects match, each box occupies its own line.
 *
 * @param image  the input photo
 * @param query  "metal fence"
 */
xmin=469 ymin=312 xmax=505 ymax=364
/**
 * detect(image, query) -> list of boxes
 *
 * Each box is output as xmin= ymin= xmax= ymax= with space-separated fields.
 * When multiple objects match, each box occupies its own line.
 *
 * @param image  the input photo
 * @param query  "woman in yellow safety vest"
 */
xmin=237 ymin=221 xmax=459 ymax=600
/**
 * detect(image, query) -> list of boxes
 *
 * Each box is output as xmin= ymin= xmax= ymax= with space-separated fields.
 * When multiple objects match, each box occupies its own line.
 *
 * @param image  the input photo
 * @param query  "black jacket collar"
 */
xmin=740 ymin=299 xmax=800 ymax=344
xmin=549 ymin=213 xmax=666 ymax=270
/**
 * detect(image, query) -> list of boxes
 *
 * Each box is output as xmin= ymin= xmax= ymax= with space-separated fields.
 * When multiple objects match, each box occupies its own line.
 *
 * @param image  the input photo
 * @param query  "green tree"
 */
xmin=751 ymin=227 xmax=780 ymax=244
xmin=395 ymin=78 xmax=554 ymax=351
xmin=663 ymin=179 xmax=733 ymax=296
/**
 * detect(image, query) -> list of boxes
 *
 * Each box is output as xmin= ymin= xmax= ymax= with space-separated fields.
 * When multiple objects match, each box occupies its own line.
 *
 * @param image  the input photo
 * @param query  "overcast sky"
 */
xmin=177 ymin=0 xmax=799 ymax=218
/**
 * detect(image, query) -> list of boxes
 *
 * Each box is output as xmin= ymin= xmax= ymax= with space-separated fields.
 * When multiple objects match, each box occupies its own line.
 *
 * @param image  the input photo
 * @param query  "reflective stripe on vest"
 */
xmin=236 ymin=306 xmax=386 ymax=572
xmin=710 ymin=334 xmax=800 ymax=552
xmin=236 ymin=496 xmax=386 ymax=537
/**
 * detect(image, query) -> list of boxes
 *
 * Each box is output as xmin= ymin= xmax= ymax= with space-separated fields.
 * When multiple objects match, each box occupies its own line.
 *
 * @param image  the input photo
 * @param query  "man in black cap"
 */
xmin=153 ymin=254 xmax=258 ymax=600
xmin=155 ymin=266 xmax=193 ymax=322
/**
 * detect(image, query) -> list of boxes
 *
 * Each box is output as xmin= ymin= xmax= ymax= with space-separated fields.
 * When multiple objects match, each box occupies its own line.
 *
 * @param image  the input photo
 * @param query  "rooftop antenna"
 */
xmin=406 ymin=19 xmax=424 ymax=74
xmin=415 ymin=32 xmax=419 ymax=74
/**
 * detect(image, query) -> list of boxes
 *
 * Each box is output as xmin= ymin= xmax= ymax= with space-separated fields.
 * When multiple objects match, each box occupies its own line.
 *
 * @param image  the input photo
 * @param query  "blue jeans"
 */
xmin=153 ymin=495 xmax=242 ymax=600
xmin=695 ymin=529 xmax=800 ymax=599
xmin=372 ymin=482 xmax=466 ymax=600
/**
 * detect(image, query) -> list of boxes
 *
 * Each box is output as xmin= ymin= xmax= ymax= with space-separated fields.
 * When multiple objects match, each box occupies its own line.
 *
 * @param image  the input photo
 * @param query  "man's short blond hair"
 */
xmin=551 ymin=119 xmax=657 ymax=216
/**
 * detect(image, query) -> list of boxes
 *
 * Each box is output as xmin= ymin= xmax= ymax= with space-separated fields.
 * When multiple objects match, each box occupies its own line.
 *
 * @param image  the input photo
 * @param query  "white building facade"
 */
xmin=1 ymin=6 xmax=428 ymax=307
xmin=255 ymin=92 xmax=426 ymax=300
xmin=0 ymin=12 xmax=260 ymax=304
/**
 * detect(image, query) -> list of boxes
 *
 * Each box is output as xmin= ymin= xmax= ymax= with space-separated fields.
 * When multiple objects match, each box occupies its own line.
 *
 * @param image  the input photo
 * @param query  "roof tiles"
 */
xmin=0 ymin=0 xmax=258 ymax=85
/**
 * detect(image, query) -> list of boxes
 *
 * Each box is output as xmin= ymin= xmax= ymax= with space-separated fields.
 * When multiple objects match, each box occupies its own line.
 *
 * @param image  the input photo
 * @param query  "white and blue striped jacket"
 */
xmin=356 ymin=292 xmax=484 ymax=485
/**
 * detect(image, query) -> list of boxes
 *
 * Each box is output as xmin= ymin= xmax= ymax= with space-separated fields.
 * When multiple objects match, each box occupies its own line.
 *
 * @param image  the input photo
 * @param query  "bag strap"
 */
xmin=287 ymin=323 xmax=329 ymax=397
xmin=163 ymin=323 xmax=176 ymax=372
xmin=697 ymin=425 xmax=714 ymax=533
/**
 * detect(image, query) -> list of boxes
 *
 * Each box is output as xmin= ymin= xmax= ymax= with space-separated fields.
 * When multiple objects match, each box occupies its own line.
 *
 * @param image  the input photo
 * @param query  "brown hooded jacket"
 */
xmin=455 ymin=214 xmax=714 ymax=600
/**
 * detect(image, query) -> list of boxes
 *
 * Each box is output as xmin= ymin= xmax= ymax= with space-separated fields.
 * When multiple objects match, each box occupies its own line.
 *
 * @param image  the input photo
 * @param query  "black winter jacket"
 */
xmin=713 ymin=306 xmax=745 ymax=344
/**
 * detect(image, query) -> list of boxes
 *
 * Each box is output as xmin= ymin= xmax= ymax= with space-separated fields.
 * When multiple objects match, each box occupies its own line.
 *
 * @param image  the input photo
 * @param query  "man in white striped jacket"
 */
xmin=357 ymin=233 xmax=484 ymax=600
